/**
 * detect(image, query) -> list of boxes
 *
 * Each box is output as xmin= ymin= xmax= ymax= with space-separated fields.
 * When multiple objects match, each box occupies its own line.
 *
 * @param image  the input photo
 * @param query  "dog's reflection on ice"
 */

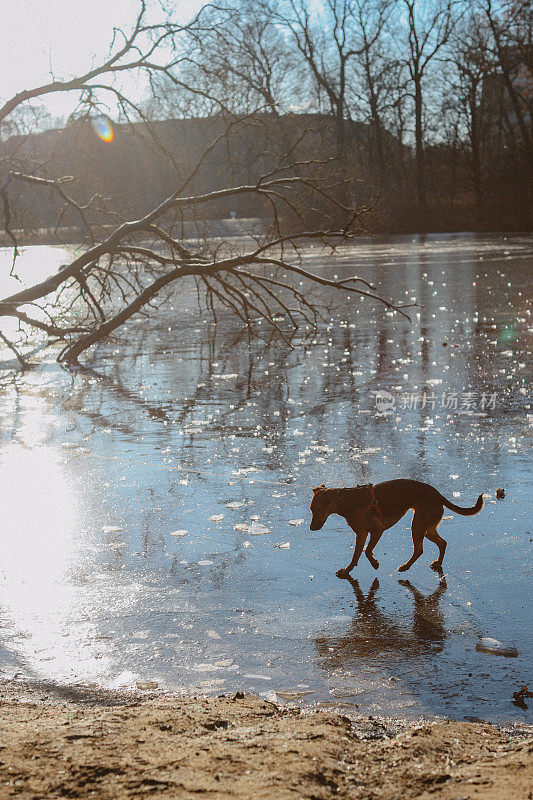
xmin=316 ymin=576 xmax=447 ymax=666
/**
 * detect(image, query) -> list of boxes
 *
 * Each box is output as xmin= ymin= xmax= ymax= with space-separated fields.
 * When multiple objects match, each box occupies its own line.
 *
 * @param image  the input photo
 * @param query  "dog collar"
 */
xmin=362 ymin=483 xmax=384 ymax=527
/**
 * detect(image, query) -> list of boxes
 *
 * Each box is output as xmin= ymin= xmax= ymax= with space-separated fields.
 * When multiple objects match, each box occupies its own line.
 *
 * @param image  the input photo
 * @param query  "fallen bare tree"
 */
xmin=0 ymin=1 xmax=412 ymax=369
xmin=0 ymin=169 xmax=414 ymax=366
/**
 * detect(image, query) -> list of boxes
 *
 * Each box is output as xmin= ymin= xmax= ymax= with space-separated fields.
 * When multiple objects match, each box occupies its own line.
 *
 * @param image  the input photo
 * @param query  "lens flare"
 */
xmin=498 ymin=324 xmax=516 ymax=344
xmin=91 ymin=115 xmax=114 ymax=143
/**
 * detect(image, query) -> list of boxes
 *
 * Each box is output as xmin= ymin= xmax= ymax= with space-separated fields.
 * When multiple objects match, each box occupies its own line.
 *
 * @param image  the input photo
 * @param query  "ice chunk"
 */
xmin=209 ymin=514 xmax=224 ymax=522
xmin=277 ymin=542 xmax=291 ymax=549
xmin=102 ymin=525 xmax=123 ymax=534
xmin=476 ymin=637 xmax=518 ymax=657
xmin=198 ymin=559 xmax=214 ymax=565
xmin=248 ymin=523 xmax=270 ymax=535
xmin=169 ymin=529 xmax=188 ymax=537
xmin=276 ymin=690 xmax=314 ymax=700
xmin=226 ymin=500 xmax=245 ymax=509
xmin=234 ymin=523 xmax=248 ymax=532
xmin=108 ymin=670 xmax=138 ymax=688
xmin=288 ymin=519 xmax=304 ymax=526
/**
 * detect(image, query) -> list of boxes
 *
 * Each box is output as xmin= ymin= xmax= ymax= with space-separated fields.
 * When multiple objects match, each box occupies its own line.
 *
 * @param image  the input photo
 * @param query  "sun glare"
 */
xmin=0 ymin=441 xmax=113 ymax=683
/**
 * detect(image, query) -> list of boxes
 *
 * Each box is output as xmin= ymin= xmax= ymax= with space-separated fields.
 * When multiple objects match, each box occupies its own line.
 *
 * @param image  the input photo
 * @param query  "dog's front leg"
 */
xmin=336 ymin=529 xmax=367 ymax=578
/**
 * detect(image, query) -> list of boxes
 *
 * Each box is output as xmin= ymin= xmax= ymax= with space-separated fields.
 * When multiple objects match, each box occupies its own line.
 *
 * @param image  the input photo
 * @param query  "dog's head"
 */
xmin=309 ymin=484 xmax=333 ymax=530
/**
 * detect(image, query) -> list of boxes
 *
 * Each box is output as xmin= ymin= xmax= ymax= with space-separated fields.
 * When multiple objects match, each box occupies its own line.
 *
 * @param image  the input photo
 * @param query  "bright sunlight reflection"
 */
xmin=0 ymin=441 xmax=111 ymax=683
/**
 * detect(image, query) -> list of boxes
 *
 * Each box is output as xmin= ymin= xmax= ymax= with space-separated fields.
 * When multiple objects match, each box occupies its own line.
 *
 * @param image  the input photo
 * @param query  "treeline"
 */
xmin=2 ymin=114 xmax=384 ymax=233
xmin=2 ymin=0 xmax=532 ymax=234
xmin=161 ymin=0 xmax=530 ymax=231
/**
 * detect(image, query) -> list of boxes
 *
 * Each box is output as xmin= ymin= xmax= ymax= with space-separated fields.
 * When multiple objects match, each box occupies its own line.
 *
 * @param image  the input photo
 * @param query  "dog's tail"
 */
xmin=440 ymin=492 xmax=484 ymax=516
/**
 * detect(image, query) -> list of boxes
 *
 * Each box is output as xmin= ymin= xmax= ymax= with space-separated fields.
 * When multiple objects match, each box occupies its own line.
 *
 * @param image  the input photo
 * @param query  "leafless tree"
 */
xmin=349 ymin=0 xmax=396 ymax=183
xmin=481 ymin=0 xmax=532 ymax=172
xmin=0 ymin=2 xmax=411 ymax=370
xmin=147 ymin=1 xmax=308 ymax=182
xmin=265 ymin=0 xmax=389 ymax=161
xmin=446 ymin=14 xmax=491 ymax=220
xmin=441 ymin=0 xmax=532 ymax=223
xmin=172 ymin=1 xmax=300 ymax=117
xmin=396 ymin=0 xmax=462 ymax=211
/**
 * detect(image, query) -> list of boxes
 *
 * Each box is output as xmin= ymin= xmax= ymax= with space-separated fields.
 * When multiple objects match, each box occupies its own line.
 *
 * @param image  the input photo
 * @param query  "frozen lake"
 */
xmin=0 ymin=232 xmax=531 ymax=722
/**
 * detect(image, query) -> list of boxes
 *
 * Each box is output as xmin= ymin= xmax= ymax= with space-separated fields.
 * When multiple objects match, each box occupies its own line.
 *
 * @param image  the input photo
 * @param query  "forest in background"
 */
xmin=1 ymin=0 xmax=531 ymax=236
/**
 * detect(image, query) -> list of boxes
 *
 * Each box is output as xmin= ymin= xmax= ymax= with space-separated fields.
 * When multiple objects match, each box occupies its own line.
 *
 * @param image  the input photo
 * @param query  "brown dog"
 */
xmin=310 ymin=479 xmax=483 ymax=576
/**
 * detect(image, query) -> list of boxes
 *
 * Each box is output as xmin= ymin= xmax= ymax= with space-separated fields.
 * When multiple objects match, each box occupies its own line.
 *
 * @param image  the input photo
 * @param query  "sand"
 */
xmin=0 ymin=681 xmax=531 ymax=799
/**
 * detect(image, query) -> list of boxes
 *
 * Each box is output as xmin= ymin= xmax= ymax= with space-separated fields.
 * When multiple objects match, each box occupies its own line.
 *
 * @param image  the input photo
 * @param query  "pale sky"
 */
xmin=2 ymin=0 xmax=205 ymax=120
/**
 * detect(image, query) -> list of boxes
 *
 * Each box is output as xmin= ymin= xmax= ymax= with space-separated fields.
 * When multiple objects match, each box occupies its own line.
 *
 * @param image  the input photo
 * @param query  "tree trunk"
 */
xmin=469 ymin=89 xmax=484 ymax=223
xmin=369 ymin=84 xmax=386 ymax=184
xmin=336 ymin=99 xmax=345 ymax=161
xmin=336 ymin=57 xmax=347 ymax=162
xmin=414 ymin=78 xmax=426 ymax=212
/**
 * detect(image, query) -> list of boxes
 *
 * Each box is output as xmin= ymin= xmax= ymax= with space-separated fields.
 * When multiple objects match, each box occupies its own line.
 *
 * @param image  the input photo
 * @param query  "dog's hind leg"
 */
xmin=365 ymin=527 xmax=384 ymax=570
xmin=425 ymin=526 xmax=447 ymax=571
xmin=398 ymin=514 xmax=426 ymax=572
xmin=336 ymin=530 xmax=367 ymax=578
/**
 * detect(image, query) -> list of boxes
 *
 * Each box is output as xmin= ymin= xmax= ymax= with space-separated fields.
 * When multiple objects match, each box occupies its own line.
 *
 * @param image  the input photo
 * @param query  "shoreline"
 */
xmin=1 ymin=679 xmax=532 ymax=799
xmin=0 ymin=676 xmax=530 ymax=733
xmin=1 ymin=226 xmax=532 ymax=251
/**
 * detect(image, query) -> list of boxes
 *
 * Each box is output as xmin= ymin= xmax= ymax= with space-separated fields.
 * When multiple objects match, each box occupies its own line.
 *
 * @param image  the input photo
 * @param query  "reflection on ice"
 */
xmin=316 ymin=577 xmax=447 ymax=667
xmin=0 ymin=233 xmax=531 ymax=721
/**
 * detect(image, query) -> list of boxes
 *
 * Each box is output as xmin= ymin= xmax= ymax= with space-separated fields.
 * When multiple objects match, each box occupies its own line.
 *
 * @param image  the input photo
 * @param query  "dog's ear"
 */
xmin=313 ymin=484 xmax=326 ymax=493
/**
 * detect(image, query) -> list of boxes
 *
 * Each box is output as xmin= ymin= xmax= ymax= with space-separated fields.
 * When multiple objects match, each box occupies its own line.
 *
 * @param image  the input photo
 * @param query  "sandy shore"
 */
xmin=0 ymin=680 xmax=531 ymax=800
